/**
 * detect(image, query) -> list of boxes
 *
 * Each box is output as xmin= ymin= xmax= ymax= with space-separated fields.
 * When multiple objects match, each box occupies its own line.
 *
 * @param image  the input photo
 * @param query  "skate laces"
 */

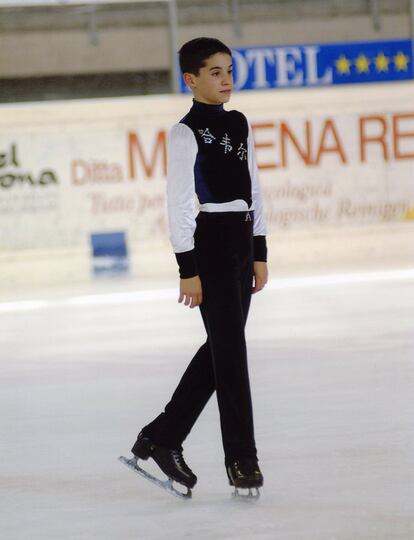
xmin=171 ymin=449 xmax=189 ymax=470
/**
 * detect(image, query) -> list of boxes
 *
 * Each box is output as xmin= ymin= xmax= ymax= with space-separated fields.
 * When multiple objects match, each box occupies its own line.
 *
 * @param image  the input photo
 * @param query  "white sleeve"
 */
xmin=247 ymin=119 xmax=267 ymax=237
xmin=166 ymin=122 xmax=199 ymax=254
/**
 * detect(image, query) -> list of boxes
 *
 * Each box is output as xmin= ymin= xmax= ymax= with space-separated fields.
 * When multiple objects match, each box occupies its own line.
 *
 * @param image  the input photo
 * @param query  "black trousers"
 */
xmin=141 ymin=210 xmax=257 ymax=466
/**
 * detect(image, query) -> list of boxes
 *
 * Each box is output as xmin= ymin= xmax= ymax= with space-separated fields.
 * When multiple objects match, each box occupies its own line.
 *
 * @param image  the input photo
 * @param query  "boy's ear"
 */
xmin=183 ymin=72 xmax=196 ymax=88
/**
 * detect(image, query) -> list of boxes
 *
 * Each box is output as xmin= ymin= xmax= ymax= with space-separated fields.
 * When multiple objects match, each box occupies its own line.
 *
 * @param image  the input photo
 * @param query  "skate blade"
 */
xmin=118 ymin=455 xmax=192 ymax=500
xmin=231 ymin=486 xmax=260 ymax=501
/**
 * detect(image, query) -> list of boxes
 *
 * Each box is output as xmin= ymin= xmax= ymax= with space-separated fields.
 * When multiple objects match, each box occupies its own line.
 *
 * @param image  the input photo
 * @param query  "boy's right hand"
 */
xmin=178 ymin=275 xmax=203 ymax=308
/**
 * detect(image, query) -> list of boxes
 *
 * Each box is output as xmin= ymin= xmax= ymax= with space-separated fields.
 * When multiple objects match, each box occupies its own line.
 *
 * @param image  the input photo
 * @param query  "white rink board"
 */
xmin=0 ymin=83 xmax=413 ymax=288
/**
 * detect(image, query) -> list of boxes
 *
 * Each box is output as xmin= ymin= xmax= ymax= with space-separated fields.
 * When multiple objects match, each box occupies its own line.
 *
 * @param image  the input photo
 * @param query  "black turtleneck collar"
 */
xmin=191 ymin=97 xmax=225 ymax=116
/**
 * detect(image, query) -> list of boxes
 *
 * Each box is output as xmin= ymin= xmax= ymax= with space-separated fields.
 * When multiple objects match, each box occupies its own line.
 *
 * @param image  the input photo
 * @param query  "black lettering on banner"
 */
xmin=0 ymin=143 xmax=59 ymax=189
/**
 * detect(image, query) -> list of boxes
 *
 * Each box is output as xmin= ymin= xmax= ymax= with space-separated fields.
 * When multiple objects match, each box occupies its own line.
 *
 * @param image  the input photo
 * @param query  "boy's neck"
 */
xmin=191 ymin=97 xmax=225 ymax=115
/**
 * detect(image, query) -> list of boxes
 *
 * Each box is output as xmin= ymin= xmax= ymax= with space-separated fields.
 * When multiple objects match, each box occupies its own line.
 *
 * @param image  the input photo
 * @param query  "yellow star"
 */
xmin=393 ymin=51 xmax=410 ymax=71
xmin=335 ymin=55 xmax=351 ymax=75
xmin=355 ymin=54 xmax=370 ymax=74
xmin=375 ymin=52 xmax=390 ymax=72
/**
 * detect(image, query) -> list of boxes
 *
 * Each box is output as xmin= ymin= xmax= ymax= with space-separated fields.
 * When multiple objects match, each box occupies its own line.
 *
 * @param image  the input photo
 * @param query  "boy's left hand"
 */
xmin=252 ymin=261 xmax=268 ymax=294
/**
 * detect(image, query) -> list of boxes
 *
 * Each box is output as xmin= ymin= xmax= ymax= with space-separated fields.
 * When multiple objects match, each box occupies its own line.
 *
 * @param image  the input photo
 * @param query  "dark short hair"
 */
xmin=178 ymin=37 xmax=232 ymax=76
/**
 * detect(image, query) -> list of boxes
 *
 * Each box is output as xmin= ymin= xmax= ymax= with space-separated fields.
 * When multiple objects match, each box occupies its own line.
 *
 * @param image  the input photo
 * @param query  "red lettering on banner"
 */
xmin=89 ymin=192 xmax=135 ymax=214
xmin=253 ymin=118 xmax=347 ymax=169
xmin=71 ymin=159 xmax=123 ymax=185
xmin=128 ymin=130 xmax=167 ymax=180
xmin=315 ymin=119 xmax=347 ymax=165
xmin=280 ymin=121 xmax=312 ymax=167
xmin=250 ymin=123 xmax=278 ymax=169
xmin=359 ymin=116 xmax=389 ymax=162
xmin=122 ymin=114 xmax=414 ymax=181
xmin=393 ymin=113 xmax=414 ymax=160
xmin=359 ymin=114 xmax=414 ymax=162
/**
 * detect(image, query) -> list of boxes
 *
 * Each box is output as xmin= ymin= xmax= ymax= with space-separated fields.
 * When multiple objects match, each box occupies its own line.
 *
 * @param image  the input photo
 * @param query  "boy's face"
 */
xmin=184 ymin=52 xmax=233 ymax=105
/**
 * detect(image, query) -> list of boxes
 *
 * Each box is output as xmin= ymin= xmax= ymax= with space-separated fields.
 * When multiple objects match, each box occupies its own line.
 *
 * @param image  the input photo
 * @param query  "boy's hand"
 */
xmin=179 ymin=275 xmax=203 ymax=308
xmin=252 ymin=261 xmax=268 ymax=294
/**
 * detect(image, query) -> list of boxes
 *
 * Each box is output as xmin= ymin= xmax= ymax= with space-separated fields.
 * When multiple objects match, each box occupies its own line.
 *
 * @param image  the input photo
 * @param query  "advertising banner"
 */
xmin=180 ymin=39 xmax=413 ymax=92
xmin=1 ymin=84 xmax=413 ymax=257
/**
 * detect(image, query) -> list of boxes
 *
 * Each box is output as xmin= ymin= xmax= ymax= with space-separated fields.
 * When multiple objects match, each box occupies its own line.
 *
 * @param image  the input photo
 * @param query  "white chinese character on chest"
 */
xmin=220 ymin=133 xmax=233 ymax=154
xmin=237 ymin=142 xmax=247 ymax=160
xmin=198 ymin=128 xmax=216 ymax=143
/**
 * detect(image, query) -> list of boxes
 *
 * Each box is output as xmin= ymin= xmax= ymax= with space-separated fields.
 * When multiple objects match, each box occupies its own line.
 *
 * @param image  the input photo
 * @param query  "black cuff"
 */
xmin=253 ymin=235 xmax=267 ymax=262
xmin=175 ymin=249 xmax=198 ymax=279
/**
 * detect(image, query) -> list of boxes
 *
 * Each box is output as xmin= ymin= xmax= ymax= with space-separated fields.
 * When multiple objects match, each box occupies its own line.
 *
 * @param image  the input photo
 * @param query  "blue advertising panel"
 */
xmin=90 ymin=231 xmax=129 ymax=277
xmin=180 ymin=38 xmax=413 ymax=92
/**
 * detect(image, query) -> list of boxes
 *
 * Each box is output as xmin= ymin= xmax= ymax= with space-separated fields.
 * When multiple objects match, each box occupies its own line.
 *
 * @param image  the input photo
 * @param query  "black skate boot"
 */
xmin=131 ymin=431 xmax=197 ymax=489
xmin=226 ymin=458 xmax=263 ymax=499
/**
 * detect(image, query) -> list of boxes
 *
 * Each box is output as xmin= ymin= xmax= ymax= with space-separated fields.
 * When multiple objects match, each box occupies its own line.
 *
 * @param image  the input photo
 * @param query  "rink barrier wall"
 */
xmin=1 ymin=221 xmax=413 ymax=294
xmin=0 ymin=82 xmax=413 ymax=290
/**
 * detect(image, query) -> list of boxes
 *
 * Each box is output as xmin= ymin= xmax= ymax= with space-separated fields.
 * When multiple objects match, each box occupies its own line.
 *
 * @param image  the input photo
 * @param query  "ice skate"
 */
xmin=118 ymin=431 xmax=197 ymax=499
xmin=226 ymin=458 xmax=263 ymax=500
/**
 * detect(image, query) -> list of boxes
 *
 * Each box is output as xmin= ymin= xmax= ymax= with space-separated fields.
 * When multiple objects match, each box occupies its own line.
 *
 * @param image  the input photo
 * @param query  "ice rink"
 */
xmin=1 ymin=269 xmax=414 ymax=540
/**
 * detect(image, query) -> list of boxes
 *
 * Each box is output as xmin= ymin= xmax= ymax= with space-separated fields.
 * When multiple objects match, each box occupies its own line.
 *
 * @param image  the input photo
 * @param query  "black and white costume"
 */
xmin=138 ymin=98 xmax=268 ymax=468
xmin=166 ymin=98 xmax=267 ymax=278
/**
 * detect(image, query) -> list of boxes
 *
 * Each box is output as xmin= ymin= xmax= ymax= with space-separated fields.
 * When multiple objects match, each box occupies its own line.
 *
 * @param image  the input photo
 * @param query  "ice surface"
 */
xmin=1 ymin=271 xmax=414 ymax=539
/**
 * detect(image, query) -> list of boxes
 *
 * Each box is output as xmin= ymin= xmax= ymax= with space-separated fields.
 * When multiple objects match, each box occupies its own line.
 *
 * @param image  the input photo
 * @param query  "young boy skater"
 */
xmin=128 ymin=37 xmax=268 ymax=496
